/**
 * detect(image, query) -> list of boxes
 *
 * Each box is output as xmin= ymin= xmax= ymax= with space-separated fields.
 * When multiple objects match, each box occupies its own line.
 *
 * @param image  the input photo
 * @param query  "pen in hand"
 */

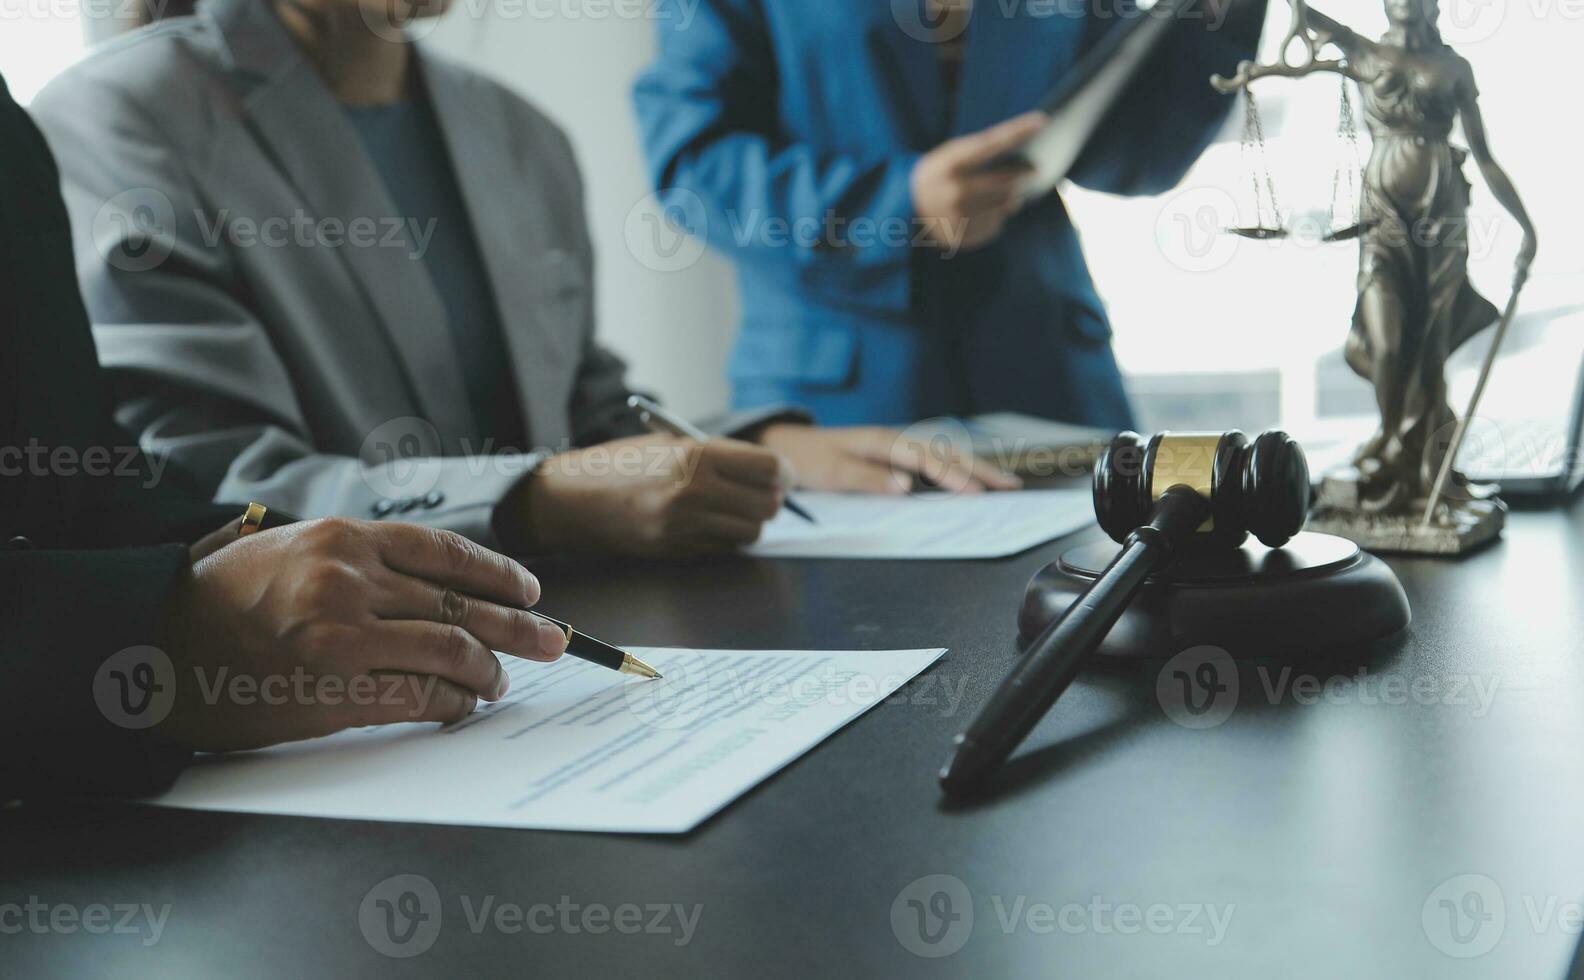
xmin=234 ymin=503 xmax=662 ymax=680
xmin=626 ymin=395 xmax=818 ymax=525
xmin=532 ymin=614 xmax=661 ymax=680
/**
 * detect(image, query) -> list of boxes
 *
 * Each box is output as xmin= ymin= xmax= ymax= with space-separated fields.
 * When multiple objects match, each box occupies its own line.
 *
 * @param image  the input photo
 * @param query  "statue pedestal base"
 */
xmin=1307 ymin=467 xmax=1506 ymax=556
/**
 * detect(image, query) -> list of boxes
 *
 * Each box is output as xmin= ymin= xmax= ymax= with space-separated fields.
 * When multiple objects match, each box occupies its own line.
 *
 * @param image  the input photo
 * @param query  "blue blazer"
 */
xmin=634 ymin=0 xmax=1264 ymax=427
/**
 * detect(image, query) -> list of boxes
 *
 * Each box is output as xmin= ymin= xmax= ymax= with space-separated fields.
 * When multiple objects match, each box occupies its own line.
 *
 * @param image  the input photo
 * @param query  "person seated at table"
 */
xmin=1 ymin=70 xmax=567 ymax=799
xmin=31 ymin=0 xmax=1017 ymax=560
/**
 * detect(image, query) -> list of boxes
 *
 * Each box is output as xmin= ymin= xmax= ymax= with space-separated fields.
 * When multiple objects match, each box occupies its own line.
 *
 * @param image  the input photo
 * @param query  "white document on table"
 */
xmin=749 ymin=489 xmax=1093 ymax=560
xmin=149 ymin=647 xmax=945 ymax=834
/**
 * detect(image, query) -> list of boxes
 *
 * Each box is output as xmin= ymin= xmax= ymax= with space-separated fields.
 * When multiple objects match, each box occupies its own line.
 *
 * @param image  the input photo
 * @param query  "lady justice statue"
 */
xmin=1212 ymin=0 xmax=1537 ymax=553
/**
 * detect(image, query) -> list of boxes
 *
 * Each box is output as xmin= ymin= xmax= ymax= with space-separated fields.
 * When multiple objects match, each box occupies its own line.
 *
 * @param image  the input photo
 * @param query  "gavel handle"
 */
xmin=939 ymin=486 xmax=1209 ymax=795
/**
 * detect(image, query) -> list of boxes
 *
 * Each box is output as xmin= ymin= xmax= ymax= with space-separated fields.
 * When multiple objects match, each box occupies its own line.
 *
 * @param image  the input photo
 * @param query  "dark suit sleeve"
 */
xmin=0 ymin=548 xmax=196 ymax=799
xmin=1069 ymin=0 xmax=1268 ymax=196
xmin=69 ymin=441 xmax=241 ymax=549
xmin=0 ymin=74 xmax=210 ymax=799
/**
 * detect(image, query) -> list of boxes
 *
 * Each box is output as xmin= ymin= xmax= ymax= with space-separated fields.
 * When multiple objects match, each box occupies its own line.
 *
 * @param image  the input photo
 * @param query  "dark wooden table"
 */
xmin=6 ymin=502 xmax=1584 ymax=978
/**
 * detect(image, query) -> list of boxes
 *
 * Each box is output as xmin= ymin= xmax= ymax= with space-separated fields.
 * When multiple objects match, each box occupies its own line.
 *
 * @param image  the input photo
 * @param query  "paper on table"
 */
xmin=149 ymin=647 xmax=945 ymax=834
xmin=749 ymin=489 xmax=1093 ymax=560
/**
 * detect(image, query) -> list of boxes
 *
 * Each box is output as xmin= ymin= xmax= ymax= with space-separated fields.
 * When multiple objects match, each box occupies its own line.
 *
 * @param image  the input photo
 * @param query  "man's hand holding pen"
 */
xmin=506 ymin=413 xmax=1021 ymax=557
xmin=513 ymin=433 xmax=788 ymax=558
xmin=160 ymin=519 xmax=568 ymax=752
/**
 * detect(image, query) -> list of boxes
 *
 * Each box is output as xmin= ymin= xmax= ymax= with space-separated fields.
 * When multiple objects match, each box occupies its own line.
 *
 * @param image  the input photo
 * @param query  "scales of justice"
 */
xmin=1208 ymin=0 xmax=1538 ymax=555
xmin=964 ymin=0 xmax=1538 ymax=775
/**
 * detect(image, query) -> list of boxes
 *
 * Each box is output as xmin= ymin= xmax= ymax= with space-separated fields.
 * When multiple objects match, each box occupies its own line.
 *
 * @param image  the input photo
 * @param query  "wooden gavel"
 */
xmin=940 ymin=430 xmax=1311 ymax=795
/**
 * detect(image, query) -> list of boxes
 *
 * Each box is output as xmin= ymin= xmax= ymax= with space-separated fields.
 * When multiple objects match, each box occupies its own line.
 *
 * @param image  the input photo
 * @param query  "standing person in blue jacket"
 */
xmin=634 ymin=0 xmax=1267 ymax=427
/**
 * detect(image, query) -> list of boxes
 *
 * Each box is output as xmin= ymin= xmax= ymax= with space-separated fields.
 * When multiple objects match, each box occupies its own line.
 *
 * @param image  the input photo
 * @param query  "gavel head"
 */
xmin=1092 ymin=430 xmax=1310 ymax=550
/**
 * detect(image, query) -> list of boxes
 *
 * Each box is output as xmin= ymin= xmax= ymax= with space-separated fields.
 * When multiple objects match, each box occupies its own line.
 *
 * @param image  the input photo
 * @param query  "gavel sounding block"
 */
xmin=1018 ymin=531 xmax=1410 ymax=660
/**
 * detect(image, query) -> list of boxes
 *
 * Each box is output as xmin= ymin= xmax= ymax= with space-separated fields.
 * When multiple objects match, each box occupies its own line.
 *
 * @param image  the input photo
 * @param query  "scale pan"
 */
xmin=1224 ymin=227 xmax=1288 ymax=240
xmin=1321 ymin=223 xmax=1367 ymax=243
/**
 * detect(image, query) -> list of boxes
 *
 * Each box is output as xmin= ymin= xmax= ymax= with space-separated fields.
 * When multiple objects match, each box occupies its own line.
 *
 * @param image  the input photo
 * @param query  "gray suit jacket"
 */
xmin=34 ymin=0 xmax=793 ymax=545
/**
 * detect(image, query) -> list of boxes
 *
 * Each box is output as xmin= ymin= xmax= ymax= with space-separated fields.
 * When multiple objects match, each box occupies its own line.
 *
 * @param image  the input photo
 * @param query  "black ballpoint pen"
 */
xmin=531 ymin=614 xmax=661 ymax=679
xmin=235 ymin=503 xmax=662 ymax=679
xmin=626 ymin=394 xmax=818 ymax=524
